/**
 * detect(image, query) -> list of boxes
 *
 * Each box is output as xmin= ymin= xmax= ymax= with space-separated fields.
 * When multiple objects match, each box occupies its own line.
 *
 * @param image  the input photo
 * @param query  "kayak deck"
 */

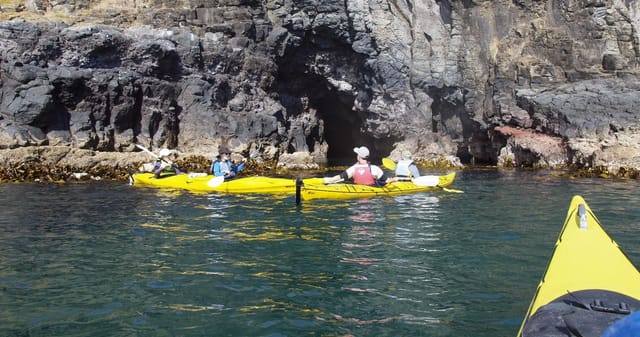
xmin=517 ymin=195 xmax=640 ymax=337
xmin=298 ymin=172 xmax=456 ymax=200
xmin=132 ymin=173 xmax=324 ymax=194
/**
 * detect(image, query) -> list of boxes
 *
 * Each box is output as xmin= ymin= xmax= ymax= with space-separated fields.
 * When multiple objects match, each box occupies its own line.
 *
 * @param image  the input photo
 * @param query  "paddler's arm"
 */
xmin=212 ymin=161 xmax=224 ymax=176
xmin=234 ymin=158 xmax=247 ymax=173
xmin=409 ymin=164 xmax=421 ymax=178
xmin=372 ymin=165 xmax=391 ymax=185
xmin=153 ymin=159 xmax=163 ymax=177
xmin=324 ymin=170 xmax=350 ymax=184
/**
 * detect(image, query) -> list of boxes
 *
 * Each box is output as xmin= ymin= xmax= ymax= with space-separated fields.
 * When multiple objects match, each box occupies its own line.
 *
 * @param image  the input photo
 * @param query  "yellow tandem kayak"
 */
xmin=131 ymin=171 xmax=458 ymax=198
xmin=131 ymin=173 xmax=324 ymax=194
xmin=517 ymin=195 xmax=640 ymax=337
xmin=297 ymin=172 xmax=457 ymax=201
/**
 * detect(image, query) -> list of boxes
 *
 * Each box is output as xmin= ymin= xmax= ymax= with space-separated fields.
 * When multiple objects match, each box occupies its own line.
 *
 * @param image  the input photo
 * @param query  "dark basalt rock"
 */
xmin=0 ymin=0 xmax=640 ymax=181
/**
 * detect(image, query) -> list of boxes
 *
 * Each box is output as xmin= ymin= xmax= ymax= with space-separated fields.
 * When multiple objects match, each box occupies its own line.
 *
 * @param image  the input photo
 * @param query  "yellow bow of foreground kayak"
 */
xmin=517 ymin=195 xmax=640 ymax=337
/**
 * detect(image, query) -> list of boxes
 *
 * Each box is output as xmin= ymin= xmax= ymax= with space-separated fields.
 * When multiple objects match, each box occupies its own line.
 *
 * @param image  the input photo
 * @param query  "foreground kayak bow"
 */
xmin=517 ymin=195 xmax=640 ymax=337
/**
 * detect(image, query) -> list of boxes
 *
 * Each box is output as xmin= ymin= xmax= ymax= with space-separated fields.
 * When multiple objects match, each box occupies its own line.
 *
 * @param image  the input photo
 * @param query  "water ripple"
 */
xmin=2 ymin=173 xmax=640 ymax=336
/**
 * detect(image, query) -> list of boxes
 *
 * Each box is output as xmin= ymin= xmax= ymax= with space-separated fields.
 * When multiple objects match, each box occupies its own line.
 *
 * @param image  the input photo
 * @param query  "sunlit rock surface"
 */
xmin=1 ymin=0 xmax=640 ymax=176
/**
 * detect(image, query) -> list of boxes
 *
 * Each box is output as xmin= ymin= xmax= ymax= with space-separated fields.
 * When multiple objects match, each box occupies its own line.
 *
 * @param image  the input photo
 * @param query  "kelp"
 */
xmin=0 ymin=156 xmax=283 ymax=183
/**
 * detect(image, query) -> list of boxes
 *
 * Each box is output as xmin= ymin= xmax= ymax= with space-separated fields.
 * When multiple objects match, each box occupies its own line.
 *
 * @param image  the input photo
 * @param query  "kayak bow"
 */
xmin=517 ymin=195 xmax=640 ymax=337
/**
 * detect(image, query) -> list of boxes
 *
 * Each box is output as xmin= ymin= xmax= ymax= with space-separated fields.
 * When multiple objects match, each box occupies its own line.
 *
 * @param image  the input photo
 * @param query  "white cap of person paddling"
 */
xmin=323 ymin=146 xmax=393 ymax=186
xmin=153 ymin=148 xmax=183 ymax=178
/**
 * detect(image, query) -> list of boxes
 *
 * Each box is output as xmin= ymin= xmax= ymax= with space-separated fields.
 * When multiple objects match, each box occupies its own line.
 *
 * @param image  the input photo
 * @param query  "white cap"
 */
xmin=353 ymin=146 xmax=370 ymax=158
xmin=159 ymin=148 xmax=173 ymax=157
xmin=401 ymin=150 xmax=412 ymax=160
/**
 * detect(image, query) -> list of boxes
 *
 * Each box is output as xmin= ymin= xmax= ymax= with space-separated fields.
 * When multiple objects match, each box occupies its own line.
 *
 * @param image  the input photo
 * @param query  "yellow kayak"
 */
xmin=131 ymin=173 xmax=324 ymax=194
xmin=517 ymin=195 xmax=640 ymax=337
xmin=297 ymin=172 xmax=457 ymax=200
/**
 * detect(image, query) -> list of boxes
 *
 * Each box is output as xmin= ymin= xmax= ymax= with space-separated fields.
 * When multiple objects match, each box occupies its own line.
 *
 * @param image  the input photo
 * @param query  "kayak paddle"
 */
xmin=207 ymin=176 xmax=225 ymax=188
xmin=135 ymin=143 xmax=175 ymax=165
xmin=382 ymin=157 xmax=463 ymax=193
xmin=135 ymin=143 xmax=160 ymax=159
xmin=412 ymin=175 xmax=440 ymax=186
xmin=382 ymin=157 xmax=396 ymax=170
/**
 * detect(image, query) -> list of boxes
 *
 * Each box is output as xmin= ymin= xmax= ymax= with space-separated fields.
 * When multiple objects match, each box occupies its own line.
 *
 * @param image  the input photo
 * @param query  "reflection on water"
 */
xmin=348 ymin=199 xmax=384 ymax=223
xmin=2 ymin=172 xmax=640 ymax=337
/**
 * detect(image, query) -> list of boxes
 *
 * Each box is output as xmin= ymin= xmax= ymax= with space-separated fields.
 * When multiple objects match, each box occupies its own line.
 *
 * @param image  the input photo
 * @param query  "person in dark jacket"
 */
xmin=153 ymin=148 xmax=183 ymax=178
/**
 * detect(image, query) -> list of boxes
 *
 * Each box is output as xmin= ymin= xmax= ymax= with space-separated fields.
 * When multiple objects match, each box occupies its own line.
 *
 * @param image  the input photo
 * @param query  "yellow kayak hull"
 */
xmin=132 ymin=173 xmax=324 ymax=194
xmin=299 ymin=172 xmax=456 ymax=200
xmin=517 ymin=195 xmax=640 ymax=336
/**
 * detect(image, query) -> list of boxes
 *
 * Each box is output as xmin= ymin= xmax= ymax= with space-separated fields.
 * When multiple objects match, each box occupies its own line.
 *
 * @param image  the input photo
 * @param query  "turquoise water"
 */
xmin=1 ymin=169 xmax=640 ymax=337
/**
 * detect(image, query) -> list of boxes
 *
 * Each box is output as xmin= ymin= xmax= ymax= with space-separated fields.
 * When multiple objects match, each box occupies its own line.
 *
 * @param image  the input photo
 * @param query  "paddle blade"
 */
xmin=442 ymin=187 xmax=464 ymax=193
xmin=135 ymin=144 xmax=159 ymax=159
xmin=207 ymin=176 xmax=225 ymax=188
xmin=382 ymin=157 xmax=396 ymax=170
xmin=411 ymin=175 xmax=440 ymax=187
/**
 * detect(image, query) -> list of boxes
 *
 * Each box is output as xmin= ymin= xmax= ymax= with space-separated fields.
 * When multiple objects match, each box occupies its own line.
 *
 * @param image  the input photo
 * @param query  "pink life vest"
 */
xmin=352 ymin=163 xmax=376 ymax=185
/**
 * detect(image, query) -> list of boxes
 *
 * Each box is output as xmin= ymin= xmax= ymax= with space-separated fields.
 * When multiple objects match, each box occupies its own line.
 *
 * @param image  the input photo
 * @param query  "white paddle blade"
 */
xmin=135 ymin=144 xmax=158 ymax=158
xmin=412 ymin=175 xmax=440 ymax=187
xmin=207 ymin=176 xmax=225 ymax=188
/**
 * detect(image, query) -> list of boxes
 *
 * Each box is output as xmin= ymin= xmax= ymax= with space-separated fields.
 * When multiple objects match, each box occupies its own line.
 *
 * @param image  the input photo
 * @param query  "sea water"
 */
xmin=1 ymin=169 xmax=640 ymax=337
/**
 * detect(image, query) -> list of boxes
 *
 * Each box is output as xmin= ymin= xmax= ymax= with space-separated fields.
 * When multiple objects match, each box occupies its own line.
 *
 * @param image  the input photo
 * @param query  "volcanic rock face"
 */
xmin=1 ymin=0 xmax=640 ymax=173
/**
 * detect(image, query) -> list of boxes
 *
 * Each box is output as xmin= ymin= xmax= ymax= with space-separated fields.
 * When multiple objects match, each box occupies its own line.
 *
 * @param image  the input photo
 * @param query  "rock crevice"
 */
xmin=0 ymin=0 xmax=639 ymax=176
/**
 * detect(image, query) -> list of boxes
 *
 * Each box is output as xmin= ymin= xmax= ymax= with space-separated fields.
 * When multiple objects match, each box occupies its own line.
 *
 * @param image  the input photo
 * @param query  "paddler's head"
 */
xmin=218 ymin=147 xmax=232 ymax=160
xmin=159 ymin=148 xmax=174 ymax=158
xmin=353 ymin=146 xmax=370 ymax=163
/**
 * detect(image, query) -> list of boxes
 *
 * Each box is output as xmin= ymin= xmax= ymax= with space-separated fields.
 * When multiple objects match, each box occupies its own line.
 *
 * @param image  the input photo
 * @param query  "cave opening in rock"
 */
xmin=277 ymin=75 xmax=374 ymax=166
xmin=275 ymin=43 xmax=386 ymax=166
xmin=309 ymin=87 xmax=373 ymax=165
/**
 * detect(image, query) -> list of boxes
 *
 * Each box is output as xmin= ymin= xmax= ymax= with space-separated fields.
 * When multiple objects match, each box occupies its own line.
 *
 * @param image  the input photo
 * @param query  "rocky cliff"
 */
xmin=1 ymin=0 xmax=640 ymax=178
